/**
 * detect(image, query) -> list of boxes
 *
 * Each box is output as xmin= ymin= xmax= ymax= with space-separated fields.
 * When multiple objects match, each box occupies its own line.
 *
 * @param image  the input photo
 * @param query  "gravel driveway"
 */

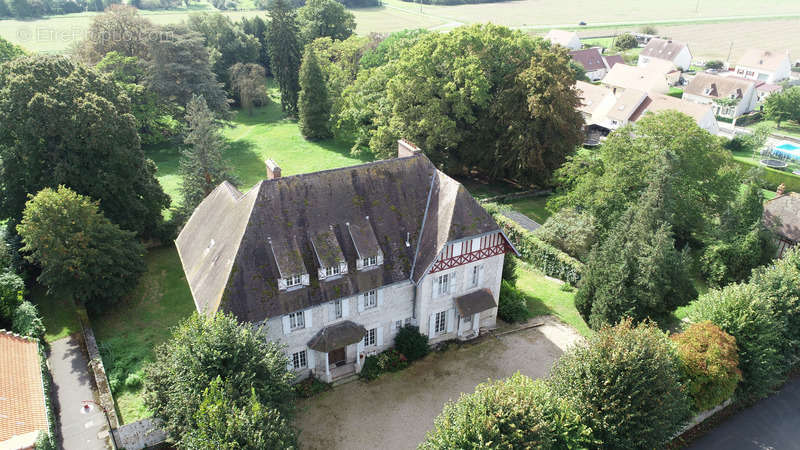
xmin=295 ymin=316 xmax=582 ymax=450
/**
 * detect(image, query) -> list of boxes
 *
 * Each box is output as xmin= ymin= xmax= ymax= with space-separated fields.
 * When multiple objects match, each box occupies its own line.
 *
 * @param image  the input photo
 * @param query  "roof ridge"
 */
xmin=259 ymin=155 xmax=426 ymax=185
xmin=0 ymin=328 xmax=37 ymax=343
xmin=409 ymin=169 xmax=439 ymax=281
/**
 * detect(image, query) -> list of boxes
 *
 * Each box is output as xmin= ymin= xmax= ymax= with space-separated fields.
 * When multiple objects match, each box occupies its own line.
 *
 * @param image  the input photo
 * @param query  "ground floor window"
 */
xmin=395 ymin=320 xmax=403 ymax=330
xmin=404 ymin=317 xmax=412 ymax=326
xmin=292 ymin=350 xmax=307 ymax=369
xmin=364 ymin=328 xmax=377 ymax=346
xmin=434 ymin=310 xmax=447 ymax=334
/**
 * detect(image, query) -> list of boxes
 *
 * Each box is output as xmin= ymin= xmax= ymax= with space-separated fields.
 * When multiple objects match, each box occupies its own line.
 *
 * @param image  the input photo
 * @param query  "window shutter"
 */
xmin=428 ymin=313 xmax=436 ymax=336
xmin=446 ymin=308 xmax=455 ymax=333
xmin=342 ymin=298 xmax=350 ymax=317
xmin=463 ymin=268 xmax=471 ymax=291
xmin=478 ymin=264 xmax=485 ymax=286
xmin=278 ymin=278 xmax=287 ymax=290
xmin=301 ymin=274 xmax=310 ymax=286
xmin=377 ymin=253 xmax=384 ymax=265
xmin=377 ymin=326 xmax=384 ymax=346
xmin=357 ymin=295 xmax=365 ymax=313
xmin=377 ymin=289 xmax=384 ymax=308
xmin=328 ymin=303 xmax=336 ymax=322
xmin=450 ymin=272 xmax=458 ymax=294
xmin=318 ymin=268 xmax=326 ymax=280
xmin=304 ymin=309 xmax=313 ymax=329
xmin=472 ymin=313 xmax=480 ymax=333
xmin=340 ymin=261 xmax=348 ymax=274
xmin=282 ymin=315 xmax=290 ymax=334
xmin=356 ymin=258 xmax=363 ymax=270
xmin=431 ymin=276 xmax=437 ymax=298
xmin=287 ymin=352 xmax=294 ymax=371
xmin=307 ymin=349 xmax=315 ymax=370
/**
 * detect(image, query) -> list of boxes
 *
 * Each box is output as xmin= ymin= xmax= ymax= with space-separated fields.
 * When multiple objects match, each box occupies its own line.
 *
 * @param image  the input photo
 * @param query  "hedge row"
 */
xmin=731 ymin=158 xmax=800 ymax=192
xmin=488 ymin=209 xmax=583 ymax=285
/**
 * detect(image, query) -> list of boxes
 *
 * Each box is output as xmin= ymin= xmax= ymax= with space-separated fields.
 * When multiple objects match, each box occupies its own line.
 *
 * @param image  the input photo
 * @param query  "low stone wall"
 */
xmin=675 ymin=399 xmax=732 ymax=438
xmin=112 ymin=418 xmax=168 ymax=450
xmin=77 ymin=308 xmax=120 ymax=430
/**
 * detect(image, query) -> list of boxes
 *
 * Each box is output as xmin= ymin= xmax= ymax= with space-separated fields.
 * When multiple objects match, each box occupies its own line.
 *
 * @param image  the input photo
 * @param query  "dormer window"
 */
xmin=362 ymin=256 xmax=378 ymax=267
xmin=286 ymin=274 xmax=302 ymax=288
xmin=347 ymin=218 xmax=383 ymax=271
xmin=270 ymin=235 xmax=308 ymax=291
xmin=311 ymin=228 xmax=347 ymax=281
xmin=325 ymin=265 xmax=341 ymax=277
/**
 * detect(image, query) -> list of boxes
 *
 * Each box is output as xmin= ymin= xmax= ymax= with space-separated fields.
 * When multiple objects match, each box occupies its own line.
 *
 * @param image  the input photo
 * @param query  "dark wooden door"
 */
xmin=329 ymin=347 xmax=346 ymax=366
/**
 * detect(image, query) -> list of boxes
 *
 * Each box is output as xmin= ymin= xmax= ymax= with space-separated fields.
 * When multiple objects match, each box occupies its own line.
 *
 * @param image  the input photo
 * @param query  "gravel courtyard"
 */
xmin=295 ymin=316 xmax=582 ymax=450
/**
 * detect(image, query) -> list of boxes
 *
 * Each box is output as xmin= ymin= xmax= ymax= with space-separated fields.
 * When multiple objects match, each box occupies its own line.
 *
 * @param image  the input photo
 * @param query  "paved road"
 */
xmin=48 ymin=334 xmax=110 ymax=450
xmin=689 ymin=379 xmax=800 ymax=450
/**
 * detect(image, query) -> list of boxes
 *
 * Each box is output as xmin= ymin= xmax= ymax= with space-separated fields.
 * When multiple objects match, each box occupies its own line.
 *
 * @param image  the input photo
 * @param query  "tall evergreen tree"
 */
xmin=240 ymin=15 xmax=271 ymax=75
xmin=267 ymin=0 xmax=302 ymax=116
xmin=178 ymin=95 xmax=237 ymax=217
xmin=298 ymin=47 xmax=331 ymax=140
xmin=575 ymin=166 xmax=697 ymax=329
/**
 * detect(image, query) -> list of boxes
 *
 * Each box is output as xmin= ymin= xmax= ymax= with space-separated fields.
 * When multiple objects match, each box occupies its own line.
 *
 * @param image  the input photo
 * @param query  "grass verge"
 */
xmin=503 ymin=195 xmax=551 ymax=224
xmin=29 ymin=285 xmax=80 ymax=343
xmin=514 ymin=264 xmax=590 ymax=337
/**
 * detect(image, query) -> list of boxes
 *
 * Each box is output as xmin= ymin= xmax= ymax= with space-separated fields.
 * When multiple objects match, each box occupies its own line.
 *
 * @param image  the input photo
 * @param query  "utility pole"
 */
xmin=695 ymin=0 xmax=700 ymax=13
xmin=727 ymin=41 xmax=734 ymax=65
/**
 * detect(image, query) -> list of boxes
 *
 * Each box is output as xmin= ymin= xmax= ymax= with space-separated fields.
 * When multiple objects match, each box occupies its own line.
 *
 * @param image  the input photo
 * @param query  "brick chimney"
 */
xmin=266 ymin=159 xmax=281 ymax=180
xmin=777 ymin=183 xmax=786 ymax=197
xmin=397 ymin=139 xmax=421 ymax=158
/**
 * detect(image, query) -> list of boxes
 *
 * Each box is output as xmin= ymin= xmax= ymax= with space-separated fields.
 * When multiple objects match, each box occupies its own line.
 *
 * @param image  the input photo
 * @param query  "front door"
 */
xmin=328 ymin=347 xmax=346 ymax=367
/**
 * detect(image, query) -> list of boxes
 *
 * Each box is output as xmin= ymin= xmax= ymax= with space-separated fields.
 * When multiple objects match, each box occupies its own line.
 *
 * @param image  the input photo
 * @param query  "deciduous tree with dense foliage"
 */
xmin=297 ymin=0 xmax=356 ymax=43
xmin=422 ymin=373 xmax=592 ymax=449
xmin=229 ymin=62 xmax=268 ymax=115
xmin=614 ymin=33 xmax=638 ymax=50
xmin=144 ymin=313 xmax=295 ymax=446
xmin=17 ymin=186 xmax=145 ymax=309
xmin=0 ymin=55 xmax=170 ymax=239
xmin=267 ymin=0 xmax=302 ymax=115
xmin=575 ymin=172 xmax=696 ymax=328
xmin=183 ymin=377 xmax=297 ymax=450
xmin=240 ymin=16 xmax=271 ymax=74
xmin=0 ymin=36 xmax=25 ymax=63
xmin=550 ymin=319 xmax=692 ymax=449
xmin=178 ymin=95 xmax=237 ymax=217
xmin=672 ymin=321 xmax=741 ymax=411
xmin=298 ymin=46 xmax=332 ymax=139
xmin=187 ymin=13 xmax=261 ymax=92
xmin=75 ymin=5 xmax=154 ymax=64
xmin=763 ymin=86 xmax=800 ymax=129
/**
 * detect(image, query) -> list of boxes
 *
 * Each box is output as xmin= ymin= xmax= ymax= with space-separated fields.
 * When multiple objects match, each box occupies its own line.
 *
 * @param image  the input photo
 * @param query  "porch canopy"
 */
xmin=454 ymin=288 xmax=497 ymax=317
xmin=307 ymin=320 xmax=367 ymax=353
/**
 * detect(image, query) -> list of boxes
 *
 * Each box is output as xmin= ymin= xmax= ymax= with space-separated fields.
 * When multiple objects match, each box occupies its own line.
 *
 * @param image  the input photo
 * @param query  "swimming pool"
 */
xmin=773 ymin=142 xmax=800 ymax=161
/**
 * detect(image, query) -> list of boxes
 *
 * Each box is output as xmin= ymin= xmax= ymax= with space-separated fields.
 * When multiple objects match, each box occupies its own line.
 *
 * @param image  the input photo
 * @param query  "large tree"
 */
xmin=0 ymin=36 xmax=25 ymax=64
xmin=0 ymin=55 xmax=170 ymax=239
xmin=298 ymin=46 xmax=331 ymax=139
xmin=240 ymin=15 xmax=271 ymax=74
xmin=267 ymin=0 xmax=302 ymax=115
xmin=229 ymin=63 xmax=268 ymax=115
xmin=144 ymin=313 xmax=295 ymax=445
xmin=297 ymin=0 xmax=356 ymax=43
xmin=17 ymin=186 xmax=145 ymax=309
xmin=145 ymin=24 xmax=230 ymax=116
xmin=551 ymin=111 xmax=739 ymax=245
xmin=550 ymin=319 xmax=692 ymax=449
xmin=763 ymin=86 xmax=800 ymax=129
xmin=186 ymin=12 xmax=261 ymax=92
xmin=178 ymin=95 xmax=237 ymax=217
xmin=337 ymin=24 xmax=583 ymax=184
xmin=74 ymin=5 xmax=154 ymax=64
xmin=575 ymin=171 xmax=697 ymax=329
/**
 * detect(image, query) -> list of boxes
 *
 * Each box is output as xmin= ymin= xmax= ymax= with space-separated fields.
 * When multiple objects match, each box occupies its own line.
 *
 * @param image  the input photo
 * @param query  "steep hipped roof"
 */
xmin=764 ymin=192 xmax=800 ymax=242
xmin=737 ymin=49 xmax=790 ymax=72
xmin=0 ymin=331 xmax=48 ymax=444
xmin=176 ymin=154 xmax=502 ymax=322
xmin=545 ymin=29 xmax=579 ymax=48
xmin=684 ymin=73 xmax=754 ymax=99
xmin=570 ymin=48 xmax=607 ymax=71
xmin=640 ymin=38 xmax=689 ymax=63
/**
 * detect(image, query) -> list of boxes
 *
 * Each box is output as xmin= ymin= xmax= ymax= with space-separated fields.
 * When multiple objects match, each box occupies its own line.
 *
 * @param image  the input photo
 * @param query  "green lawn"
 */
xmin=745 ymin=119 xmax=800 ymax=140
xmin=90 ymin=246 xmax=196 ymax=424
xmin=514 ymin=264 xmax=591 ymax=337
xmin=30 ymin=285 xmax=81 ymax=343
xmin=668 ymin=86 xmax=684 ymax=98
xmin=504 ymin=195 xmax=552 ymax=224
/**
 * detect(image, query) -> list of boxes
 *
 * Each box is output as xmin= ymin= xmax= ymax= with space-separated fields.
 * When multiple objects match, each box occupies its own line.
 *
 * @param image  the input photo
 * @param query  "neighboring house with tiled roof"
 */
xmin=604 ymin=54 xmax=625 ymax=69
xmin=638 ymin=38 xmax=692 ymax=71
xmin=176 ymin=141 xmax=516 ymax=383
xmin=544 ymin=29 xmax=581 ymax=51
xmin=575 ymin=80 xmax=617 ymax=125
xmin=0 ymin=331 xmax=48 ymax=449
xmin=632 ymin=93 xmax=719 ymax=134
xmin=683 ymin=72 xmax=758 ymax=118
xmin=570 ymin=48 xmax=609 ymax=81
xmin=602 ymin=63 xmax=670 ymax=95
xmin=764 ymin=189 xmax=800 ymax=258
xmin=735 ymin=49 xmax=791 ymax=83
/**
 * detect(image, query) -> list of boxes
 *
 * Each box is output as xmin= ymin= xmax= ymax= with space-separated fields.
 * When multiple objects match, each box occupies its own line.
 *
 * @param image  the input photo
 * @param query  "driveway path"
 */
xmin=689 ymin=378 xmax=800 ymax=450
xmin=48 ymin=334 xmax=109 ymax=450
xmin=296 ymin=317 xmax=581 ymax=450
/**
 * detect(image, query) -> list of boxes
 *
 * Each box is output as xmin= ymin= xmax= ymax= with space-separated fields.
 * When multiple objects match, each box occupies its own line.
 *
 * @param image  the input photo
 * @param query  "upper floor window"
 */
xmin=286 ymin=274 xmax=302 ymax=288
xmin=363 ymin=256 xmax=378 ymax=267
xmin=289 ymin=311 xmax=305 ymax=330
xmin=437 ymin=273 xmax=450 ymax=296
xmin=325 ymin=265 xmax=341 ymax=277
xmin=363 ymin=290 xmax=377 ymax=310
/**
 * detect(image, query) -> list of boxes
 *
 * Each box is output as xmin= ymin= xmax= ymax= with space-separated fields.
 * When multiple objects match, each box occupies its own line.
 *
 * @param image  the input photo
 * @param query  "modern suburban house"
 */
xmin=632 ymin=92 xmax=720 ymax=134
xmin=763 ymin=186 xmax=800 ymax=258
xmin=682 ymin=72 xmax=758 ymax=119
xmin=637 ymin=38 xmax=692 ymax=71
xmin=176 ymin=141 xmax=516 ymax=383
xmin=0 ymin=331 xmax=48 ymax=450
xmin=570 ymin=48 xmax=611 ymax=81
xmin=602 ymin=63 xmax=670 ymax=95
xmin=734 ymin=49 xmax=791 ymax=83
xmin=544 ymin=29 xmax=581 ymax=51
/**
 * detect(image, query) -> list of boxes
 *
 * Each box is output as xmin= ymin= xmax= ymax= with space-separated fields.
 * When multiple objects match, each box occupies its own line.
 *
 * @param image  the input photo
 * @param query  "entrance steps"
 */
xmin=332 ymin=372 xmax=359 ymax=387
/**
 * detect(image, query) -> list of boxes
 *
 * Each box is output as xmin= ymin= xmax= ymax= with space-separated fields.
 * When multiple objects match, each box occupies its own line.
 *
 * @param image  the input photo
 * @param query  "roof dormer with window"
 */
xmin=270 ymin=236 xmax=309 ymax=291
xmin=311 ymin=227 xmax=348 ymax=281
xmin=347 ymin=218 xmax=384 ymax=271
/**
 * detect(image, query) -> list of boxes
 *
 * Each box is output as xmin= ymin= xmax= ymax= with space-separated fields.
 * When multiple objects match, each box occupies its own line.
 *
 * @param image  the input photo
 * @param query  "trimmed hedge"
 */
xmin=498 ymin=280 xmax=531 ymax=323
xmin=492 ymin=212 xmax=583 ymax=285
xmin=731 ymin=158 xmax=800 ymax=192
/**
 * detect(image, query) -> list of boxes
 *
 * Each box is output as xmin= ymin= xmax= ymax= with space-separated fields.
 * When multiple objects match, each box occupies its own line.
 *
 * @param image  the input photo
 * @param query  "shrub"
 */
xmin=498 ymin=280 xmax=530 ymax=324
xmin=359 ymin=354 xmax=382 ymax=381
xmin=534 ymin=207 xmax=598 ymax=262
xmin=0 ymin=270 xmax=24 ymax=325
xmin=501 ymin=253 xmax=518 ymax=285
xmin=672 ymin=321 xmax=741 ymax=411
xmin=706 ymin=60 xmax=725 ymax=70
xmin=550 ymin=319 xmax=692 ymax=448
xmin=394 ymin=325 xmax=430 ymax=362
xmin=421 ymin=373 xmax=592 ymax=449
xmin=12 ymin=301 xmax=45 ymax=340
xmin=639 ymin=25 xmax=657 ymax=35
xmin=125 ymin=372 xmax=144 ymax=390
xmin=688 ymin=282 xmax=785 ymax=400
xmin=35 ymin=432 xmax=56 ymax=450
xmin=293 ymin=375 xmax=332 ymax=398
xmin=615 ymin=33 xmax=638 ymax=50
xmin=701 ymin=227 xmax=775 ymax=287
xmin=358 ymin=349 xmax=409 ymax=381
